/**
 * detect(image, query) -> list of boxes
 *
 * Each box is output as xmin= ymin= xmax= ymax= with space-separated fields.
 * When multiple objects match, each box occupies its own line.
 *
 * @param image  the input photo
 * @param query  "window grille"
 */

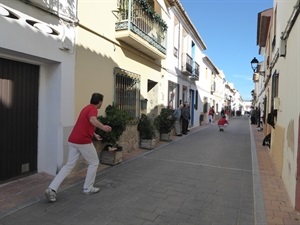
xmin=114 ymin=67 xmax=140 ymax=122
xmin=271 ymin=70 xmax=279 ymax=111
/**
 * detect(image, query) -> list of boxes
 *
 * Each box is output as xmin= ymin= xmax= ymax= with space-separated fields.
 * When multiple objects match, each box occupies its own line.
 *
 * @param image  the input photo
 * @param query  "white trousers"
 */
xmin=209 ymin=115 xmax=214 ymax=124
xmin=49 ymin=142 xmax=99 ymax=192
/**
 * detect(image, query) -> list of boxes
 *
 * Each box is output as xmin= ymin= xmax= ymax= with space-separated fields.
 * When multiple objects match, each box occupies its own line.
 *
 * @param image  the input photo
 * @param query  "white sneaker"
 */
xmin=82 ymin=187 xmax=100 ymax=195
xmin=45 ymin=188 xmax=56 ymax=202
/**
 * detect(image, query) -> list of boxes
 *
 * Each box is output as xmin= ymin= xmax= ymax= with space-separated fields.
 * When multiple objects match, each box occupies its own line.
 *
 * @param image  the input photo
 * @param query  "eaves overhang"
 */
xmin=203 ymin=56 xmax=219 ymax=75
xmin=257 ymin=8 xmax=273 ymax=47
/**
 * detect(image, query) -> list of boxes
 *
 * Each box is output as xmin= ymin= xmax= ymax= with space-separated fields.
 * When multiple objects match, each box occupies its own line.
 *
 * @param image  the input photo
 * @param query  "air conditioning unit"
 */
xmin=279 ymin=39 xmax=286 ymax=57
xmin=274 ymin=97 xmax=280 ymax=110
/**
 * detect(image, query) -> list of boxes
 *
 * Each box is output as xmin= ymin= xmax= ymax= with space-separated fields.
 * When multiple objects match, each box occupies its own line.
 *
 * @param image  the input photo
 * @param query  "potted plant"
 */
xmin=154 ymin=107 xmax=176 ymax=141
xmin=137 ymin=114 xmax=156 ymax=149
xmin=96 ymin=104 xmax=129 ymax=165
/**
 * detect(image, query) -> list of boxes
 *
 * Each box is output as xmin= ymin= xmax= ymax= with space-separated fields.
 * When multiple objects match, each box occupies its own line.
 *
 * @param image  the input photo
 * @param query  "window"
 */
xmin=114 ymin=67 xmax=140 ymax=121
xmin=271 ymin=70 xmax=279 ymax=111
xmin=182 ymin=85 xmax=188 ymax=103
xmin=271 ymin=70 xmax=279 ymax=99
xmin=168 ymin=81 xmax=179 ymax=109
xmin=148 ymin=0 xmax=154 ymax=10
xmin=195 ymin=90 xmax=198 ymax=110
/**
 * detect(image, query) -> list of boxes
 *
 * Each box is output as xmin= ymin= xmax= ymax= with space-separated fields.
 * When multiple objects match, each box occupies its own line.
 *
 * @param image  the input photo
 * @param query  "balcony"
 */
xmin=115 ymin=0 xmax=167 ymax=60
xmin=181 ymin=53 xmax=193 ymax=75
xmin=190 ymin=61 xmax=199 ymax=80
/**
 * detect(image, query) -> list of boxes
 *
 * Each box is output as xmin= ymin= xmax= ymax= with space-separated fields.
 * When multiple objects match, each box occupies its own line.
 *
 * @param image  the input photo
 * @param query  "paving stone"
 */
xmin=1 ymin=117 xmax=300 ymax=225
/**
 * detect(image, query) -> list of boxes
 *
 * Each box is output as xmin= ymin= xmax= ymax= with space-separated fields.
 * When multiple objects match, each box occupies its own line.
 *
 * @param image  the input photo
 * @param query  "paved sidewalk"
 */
xmin=0 ymin=120 xmax=300 ymax=225
xmin=0 ymin=147 xmax=150 ymax=219
xmin=252 ymin=126 xmax=300 ymax=225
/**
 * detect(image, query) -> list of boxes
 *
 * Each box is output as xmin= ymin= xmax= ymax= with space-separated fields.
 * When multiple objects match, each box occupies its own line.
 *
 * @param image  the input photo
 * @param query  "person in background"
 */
xmin=225 ymin=109 xmax=230 ymax=120
xmin=181 ymin=102 xmax=190 ymax=135
xmin=45 ymin=93 xmax=112 ymax=203
xmin=256 ymin=106 xmax=261 ymax=127
xmin=173 ymin=104 xmax=183 ymax=136
xmin=217 ymin=115 xmax=229 ymax=132
xmin=208 ymin=106 xmax=215 ymax=125
xmin=250 ymin=107 xmax=256 ymax=124
xmin=221 ymin=108 xmax=225 ymax=117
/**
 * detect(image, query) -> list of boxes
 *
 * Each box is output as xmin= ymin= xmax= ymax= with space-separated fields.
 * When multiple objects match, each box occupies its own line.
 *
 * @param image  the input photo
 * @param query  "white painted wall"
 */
xmin=274 ymin=0 xmax=300 ymax=207
xmin=0 ymin=1 xmax=76 ymax=175
xmin=165 ymin=4 xmax=209 ymax=127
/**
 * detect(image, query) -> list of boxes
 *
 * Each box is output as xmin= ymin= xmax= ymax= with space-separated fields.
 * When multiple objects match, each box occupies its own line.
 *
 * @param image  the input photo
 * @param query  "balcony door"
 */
xmin=191 ymin=41 xmax=195 ymax=72
xmin=189 ymin=89 xmax=195 ymax=127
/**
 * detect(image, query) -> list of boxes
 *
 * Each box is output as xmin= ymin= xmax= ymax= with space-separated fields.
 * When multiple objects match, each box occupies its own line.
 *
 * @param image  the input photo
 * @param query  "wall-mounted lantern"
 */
xmin=250 ymin=57 xmax=259 ymax=72
xmin=251 ymin=57 xmax=265 ymax=79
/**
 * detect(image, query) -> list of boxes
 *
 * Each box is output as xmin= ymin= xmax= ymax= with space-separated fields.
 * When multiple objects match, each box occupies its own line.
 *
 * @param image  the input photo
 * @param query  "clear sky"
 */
xmin=179 ymin=0 xmax=273 ymax=101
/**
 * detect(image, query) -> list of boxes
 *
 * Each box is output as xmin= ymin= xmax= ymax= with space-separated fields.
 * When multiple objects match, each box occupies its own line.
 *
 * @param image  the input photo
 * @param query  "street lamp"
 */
xmin=250 ymin=57 xmax=259 ymax=72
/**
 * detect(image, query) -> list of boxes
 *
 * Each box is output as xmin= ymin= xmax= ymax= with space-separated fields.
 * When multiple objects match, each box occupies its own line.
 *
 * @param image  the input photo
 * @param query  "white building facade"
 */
xmin=0 ymin=0 xmax=77 ymax=179
xmin=165 ymin=0 xmax=210 ymax=127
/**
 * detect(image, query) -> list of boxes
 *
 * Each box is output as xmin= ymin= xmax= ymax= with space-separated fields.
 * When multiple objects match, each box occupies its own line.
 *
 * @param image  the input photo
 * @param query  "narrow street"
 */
xmin=0 ymin=116 xmax=269 ymax=225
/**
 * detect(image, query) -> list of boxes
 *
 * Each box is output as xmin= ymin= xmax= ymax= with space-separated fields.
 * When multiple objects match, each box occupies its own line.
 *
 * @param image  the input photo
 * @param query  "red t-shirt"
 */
xmin=218 ymin=118 xmax=228 ymax=126
xmin=68 ymin=104 xmax=98 ymax=144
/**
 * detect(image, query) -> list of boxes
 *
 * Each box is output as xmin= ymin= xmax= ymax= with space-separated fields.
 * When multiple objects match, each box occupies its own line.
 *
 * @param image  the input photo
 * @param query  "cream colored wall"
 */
xmin=75 ymin=0 xmax=165 ymax=117
xmin=270 ymin=126 xmax=284 ymax=174
xmin=273 ymin=0 xmax=300 ymax=207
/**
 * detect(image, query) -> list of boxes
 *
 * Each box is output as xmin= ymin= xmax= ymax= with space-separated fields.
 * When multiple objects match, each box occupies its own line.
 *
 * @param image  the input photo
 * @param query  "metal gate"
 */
xmin=0 ymin=57 xmax=39 ymax=183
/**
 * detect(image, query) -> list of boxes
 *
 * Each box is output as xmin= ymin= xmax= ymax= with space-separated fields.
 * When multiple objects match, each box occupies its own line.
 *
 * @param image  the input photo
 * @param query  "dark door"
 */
xmin=189 ymin=89 xmax=194 ymax=126
xmin=0 ymin=57 xmax=39 ymax=182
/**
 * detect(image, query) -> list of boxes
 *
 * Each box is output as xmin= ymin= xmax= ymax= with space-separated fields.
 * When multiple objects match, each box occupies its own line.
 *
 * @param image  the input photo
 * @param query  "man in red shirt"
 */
xmin=45 ymin=93 xmax=112 ymax=202
xmin=217 ymin=115 xmax=229 ymax=132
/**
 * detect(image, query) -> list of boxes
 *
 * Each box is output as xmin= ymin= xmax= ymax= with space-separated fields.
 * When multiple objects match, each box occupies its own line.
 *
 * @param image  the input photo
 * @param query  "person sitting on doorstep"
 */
xmin=217 ymin=115 xmax=229 ymax=132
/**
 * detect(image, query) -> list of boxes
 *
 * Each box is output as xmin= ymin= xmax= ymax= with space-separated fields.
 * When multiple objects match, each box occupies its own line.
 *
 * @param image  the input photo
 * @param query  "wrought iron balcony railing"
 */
xmin=115 ymin=0 xmax=167 ymax=55
xmin=181 ymin=53 xmax=193 ymax=75
xmin=190 ymin=61 xmax=199 ymax=80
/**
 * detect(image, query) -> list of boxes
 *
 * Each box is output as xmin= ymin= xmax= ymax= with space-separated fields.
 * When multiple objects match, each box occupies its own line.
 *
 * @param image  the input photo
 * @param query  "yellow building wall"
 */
xmin=74 ymin=0 xmax=167 ymax=117
xmin=270 ymin=126 xmax=284 ymax=175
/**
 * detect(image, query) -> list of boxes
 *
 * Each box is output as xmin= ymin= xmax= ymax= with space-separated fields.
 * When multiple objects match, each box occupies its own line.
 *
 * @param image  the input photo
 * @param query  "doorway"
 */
xmin=0 ymin=57 xmax=39 ymax=182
